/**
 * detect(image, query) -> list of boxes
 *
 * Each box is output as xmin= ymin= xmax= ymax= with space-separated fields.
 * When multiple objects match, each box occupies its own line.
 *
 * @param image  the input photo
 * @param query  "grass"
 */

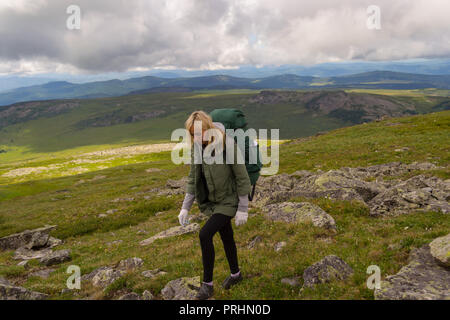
xmin=0 ymin=110 xmax=448 ymax=300
xmin=1 ymin=88 xmax=447 ymax=163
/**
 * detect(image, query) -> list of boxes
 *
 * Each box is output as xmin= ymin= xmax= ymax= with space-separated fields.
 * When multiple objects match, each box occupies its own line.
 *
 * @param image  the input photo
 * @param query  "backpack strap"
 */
xmin=248 ymin=184 xmax=256 ymax=201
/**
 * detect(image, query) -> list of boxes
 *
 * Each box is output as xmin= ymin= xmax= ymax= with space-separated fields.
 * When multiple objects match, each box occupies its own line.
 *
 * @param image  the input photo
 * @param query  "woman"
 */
xmin=178 ymin=110 xmax=251 ymax=300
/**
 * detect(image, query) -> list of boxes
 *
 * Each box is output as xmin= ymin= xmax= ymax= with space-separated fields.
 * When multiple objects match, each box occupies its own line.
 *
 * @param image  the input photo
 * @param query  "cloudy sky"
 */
xmin=0 ymin=0 xmax=449 ymax=75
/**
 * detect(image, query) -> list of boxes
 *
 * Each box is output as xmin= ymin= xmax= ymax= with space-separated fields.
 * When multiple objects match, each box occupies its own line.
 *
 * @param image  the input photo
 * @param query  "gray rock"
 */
xmin=92 ymin=268 xmax=124 ymax=288
xmin=0 ymin=284 xmax=48 ymax=300
xmin=0 ymin=277 xmax=11 ymax=286
xmin=39 ymin=249 xmax=71 ymax=266
xmin=263 ymin=202 xmax=336 ymax=230
xmin=155 ymin=177 xmax=189 ymax=196
xmin=25 ymin=232 xmax=49 ymax=250
xmin=247 ymin=236 xmax=262 ymax=250
xmin=281 ymin=277 xmax=301 ymax=287
xmin=106 ymin=240 xmax=123 ymax=246
xmin=118 ymin=292 xmax=141 ymax=300
xmin=429 ymin=233 xmax=450 ymax=268
xmin=14 ymin=247 xmax=53 ymax=261
xmin=116 ymin=257 xmax=144 ymax=271
xmin=81 ymin=266 xmax=111 ymax=282
xmin=46 ymin=237 xmax=63 ymax=248
xmin=17 ymin=260 xmax=29 ymax=268
xmin=141 ymin=268 xmax=167 ymax=279
xmin=140 ymin=223 xmax=200 ymax=246
xmin=166 ymin=177 xmax=188 ymax=189
xmin=252 ymin=162 xmax=448 ymax=218
xmin=0 ymin=225 xmax=56 ymax=251
xmin=369 ymin=175 xmax=450 ymax=216
xmin=303 ymin=255 xmax=354 ymax=288
xmin=161 ymin=276 xmax=201 ymax=300
xmin=29 ymin=268 xmax=55 ymax=279
xmin=142 ymin=290 xmax=154 ymax=300
xmin=84 ymin=257 xmax=144 ymax=288
xmin=274 ymin=241 xmax=287 ymax=252
xmin=375 ymin=245 xmax=450 ymax=300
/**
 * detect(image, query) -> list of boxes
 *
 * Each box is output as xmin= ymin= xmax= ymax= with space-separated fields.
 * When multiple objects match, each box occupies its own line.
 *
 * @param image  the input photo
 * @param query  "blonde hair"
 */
xmin=185 ymin=110 xmax=225 ymax=147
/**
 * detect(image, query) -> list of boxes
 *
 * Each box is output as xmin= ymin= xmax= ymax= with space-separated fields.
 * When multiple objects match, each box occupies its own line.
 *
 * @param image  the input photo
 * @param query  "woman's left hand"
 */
xmin=235 ymin=211 xmax=248 ymax=226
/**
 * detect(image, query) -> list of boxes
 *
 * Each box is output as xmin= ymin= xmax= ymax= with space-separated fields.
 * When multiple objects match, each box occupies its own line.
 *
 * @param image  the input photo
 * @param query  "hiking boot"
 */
xmin=195 ymin=283 xmax=214 ymax=300
xmin=222 ymin=273 xmax=243 ymax=290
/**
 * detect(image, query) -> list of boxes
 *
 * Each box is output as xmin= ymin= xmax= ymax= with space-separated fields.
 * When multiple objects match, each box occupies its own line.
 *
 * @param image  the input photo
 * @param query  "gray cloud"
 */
xmin=0 ymin=0 xmax=449 ymax=74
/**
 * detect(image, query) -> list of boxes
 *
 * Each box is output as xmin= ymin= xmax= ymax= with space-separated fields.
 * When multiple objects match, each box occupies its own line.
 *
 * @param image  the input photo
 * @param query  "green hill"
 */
xmin=0 ymin=111 xmax=448 ymax=300
xmin=0 ymin=89 xmax=449 ymax=163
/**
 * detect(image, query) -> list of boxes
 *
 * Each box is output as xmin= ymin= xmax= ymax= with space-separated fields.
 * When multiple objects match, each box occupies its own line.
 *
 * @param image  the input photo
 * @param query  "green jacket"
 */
xmin=186 ymin=140 xmax=252 ymax=217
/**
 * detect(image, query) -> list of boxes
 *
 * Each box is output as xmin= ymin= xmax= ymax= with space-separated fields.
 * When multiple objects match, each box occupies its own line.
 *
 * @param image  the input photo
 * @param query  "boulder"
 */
xmin=13 ymin=236 xmax=62 ymax=261
xmin=0 ymin=225 xmax=56 ymax=251
xmin=303 ymin=255 xmax=354 ymax=288
xmin=116 ymin=290 xmax=155 ymax=300
xmin=116 ymin=257 xmax=144 ymax=271
xmin=0 ymin=283 xmax=48 ymax=300
xmin=429 ymin=233 xmax=450 ymax=268
xmin=92 ymin=268 xmax=124 ymax=288
xmin=161 ymin=276 xmax=201 ymax=300
xmin=83 ymin=257 xmax=145 ymax=288
xmin=263 ymin=202 xmax=336 ymax=230
xmin=141 ymin=269 xmax=167 ymax=279
xmin=81 ymin=266 xmax=110 ymax=282
xmin=118 ymin=292 xmax=141 ymax=300
xmin=14 ymin=247 xmax=53 ymax=260
xmin=140 ymin=223 xmax=200 ymax=246
xmin=375 ymin=245 xmax=450 ymax=300
xmin=25 ymin=232 xmax=49 ymax=250
xmin=142 ymin=290 xmax=154 ymax=300
xmin=46 ymin=237 xmax=63 ymax=248
xmin=39 ymin=249 xmax=71 ymax=266
xmin=29 ymin=269 xmax=55 ymax=279
xmin=369 ymin=175 xmax=450 ymax=216
xmin=251 ymin=162 xmax=447 ymax=217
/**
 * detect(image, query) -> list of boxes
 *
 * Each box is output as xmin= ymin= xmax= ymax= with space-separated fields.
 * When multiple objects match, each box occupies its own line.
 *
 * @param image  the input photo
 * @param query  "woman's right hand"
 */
xmin=178 ymin=209 xmax=190 ymax=226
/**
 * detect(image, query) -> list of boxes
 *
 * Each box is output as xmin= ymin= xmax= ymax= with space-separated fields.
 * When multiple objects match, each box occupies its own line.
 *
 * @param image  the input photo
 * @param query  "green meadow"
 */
xmin=0 ymin=102 xmax=448 ymax=299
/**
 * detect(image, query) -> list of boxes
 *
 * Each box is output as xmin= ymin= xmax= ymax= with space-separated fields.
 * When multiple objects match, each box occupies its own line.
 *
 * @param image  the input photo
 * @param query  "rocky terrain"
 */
xmin=1 ymin=160 xmax=448 ymax=300
xmin=75 ymin=109 xmax=166 ymax=128
xmin=375 ymin=234 xmax=450 ymax=300
xmin=248 ymin=90 xmax=417 ymax=122
xmin=0 ymin=101 xmax=79 ymax=128
xmin=251 ymin=161 xmax=449 ymax=216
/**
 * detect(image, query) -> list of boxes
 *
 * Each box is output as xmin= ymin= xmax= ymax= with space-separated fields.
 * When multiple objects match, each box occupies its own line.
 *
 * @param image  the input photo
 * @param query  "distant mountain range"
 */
xmin=3 ymin=59 xmax=450 ymax=93
xmin=1 ymin=71 xmax=450 ymax=106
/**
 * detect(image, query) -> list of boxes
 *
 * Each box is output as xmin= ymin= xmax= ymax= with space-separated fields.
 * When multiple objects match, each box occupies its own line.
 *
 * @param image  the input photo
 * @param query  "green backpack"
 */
xmin=210 ymin=108 xmax=263 ymax=201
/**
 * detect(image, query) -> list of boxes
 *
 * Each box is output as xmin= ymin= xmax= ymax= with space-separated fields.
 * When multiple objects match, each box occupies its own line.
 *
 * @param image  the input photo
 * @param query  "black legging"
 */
xmin=199 ymin=213 xmax=239 ymax=283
